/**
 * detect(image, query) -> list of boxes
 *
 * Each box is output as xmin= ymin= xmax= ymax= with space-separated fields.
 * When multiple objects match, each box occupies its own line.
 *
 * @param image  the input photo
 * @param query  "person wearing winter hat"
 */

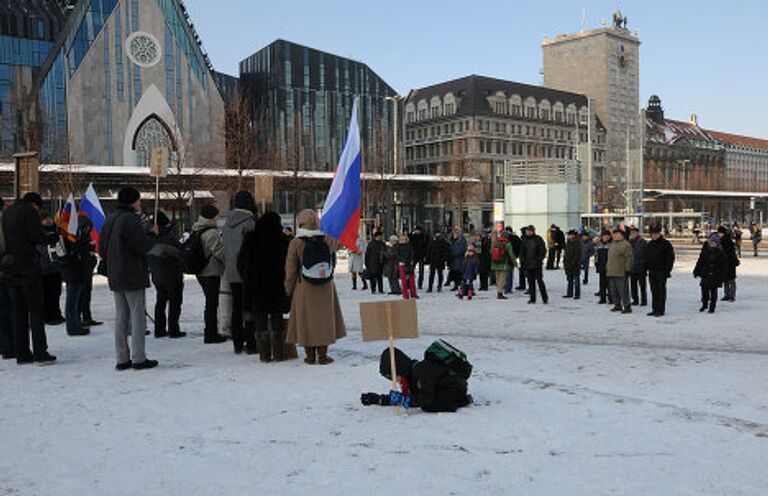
xmin=191 ymin=204 xmax=228 ymax=345
xmin=147 ymin=210 xmax=186 ymax=339
xmin=693 ymin=233 xmax=726 ymax=313
xmin=594 ymin=229 xmax=613 ymax=304
xmin=563 ymin=229 xmax=582 ymax=299
xmin=364 ymin=231 xmax=386 ymax=294
xmin=645 ymin=224 xmax=675 ymax=317
xmin=284 ymin=209 xmax=346 ymax=365
xmin=100 ymin=187 xmax=158 ymax=370
xmin=384 ymin=235 xmax=401 ymax=295
xmin=716 ymin=225 xmax=739 ymax=302
xmin=520 ymin=224 xmax=548 ymax=304
xmin=458 ymin=244 xmax=479 ymax=300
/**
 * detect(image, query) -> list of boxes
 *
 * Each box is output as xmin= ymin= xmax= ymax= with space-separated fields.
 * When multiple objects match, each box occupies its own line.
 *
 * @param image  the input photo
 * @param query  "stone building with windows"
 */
xmin=644 ymin=95 xmax=768 ymax=222
xmin=542 ymin=9 xmax=641 ymax=210
xmin=404 ymin=74 xmax=606 ymax=229
xmin=1 ymin=0 xmax=225 ymax=168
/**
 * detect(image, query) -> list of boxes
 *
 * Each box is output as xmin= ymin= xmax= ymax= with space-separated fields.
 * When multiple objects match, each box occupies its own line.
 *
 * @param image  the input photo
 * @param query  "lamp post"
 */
xmin=385 ymin=95 xmax=403 ymax=232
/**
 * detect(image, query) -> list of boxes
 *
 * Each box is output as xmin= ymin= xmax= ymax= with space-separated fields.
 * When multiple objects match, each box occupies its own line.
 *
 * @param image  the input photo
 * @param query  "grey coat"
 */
xmin=222 ymin=209 xmax=256 ymax=284
xmin=192 ymin=217 xmax=224 ymax=277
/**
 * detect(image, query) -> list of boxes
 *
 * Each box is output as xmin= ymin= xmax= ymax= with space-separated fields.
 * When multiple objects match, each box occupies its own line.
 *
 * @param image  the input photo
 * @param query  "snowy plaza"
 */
xmin=2 ymin=248 xmax=767 ymax=495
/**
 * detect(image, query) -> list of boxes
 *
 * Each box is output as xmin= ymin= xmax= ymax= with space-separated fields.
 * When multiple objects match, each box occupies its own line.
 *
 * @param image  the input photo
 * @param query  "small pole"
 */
xmin=386 ymin=302 xmax=400 ymax=416
xmin=154 ymin=175 xmax=160 ymax=225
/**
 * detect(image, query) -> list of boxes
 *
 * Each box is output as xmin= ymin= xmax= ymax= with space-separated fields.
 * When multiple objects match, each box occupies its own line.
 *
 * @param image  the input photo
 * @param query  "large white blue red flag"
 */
xmin=55 ymin=193 xmax=78 ymax=242
xmin=320 ymin=97 xmax=361 ymax=251
xmin=79 ymin=183 xmax=106 ymax=250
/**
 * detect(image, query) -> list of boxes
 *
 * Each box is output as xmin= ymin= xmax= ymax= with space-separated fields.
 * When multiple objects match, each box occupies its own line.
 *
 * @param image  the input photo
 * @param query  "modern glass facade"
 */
xmin=0 ymin=0 xmax=65 ymax=156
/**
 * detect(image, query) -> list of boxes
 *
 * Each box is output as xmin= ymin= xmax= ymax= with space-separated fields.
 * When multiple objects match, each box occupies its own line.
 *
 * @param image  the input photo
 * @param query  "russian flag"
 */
xmin=79 ymin=183 xmax=106 ymax=250
xmin=320 ymin=97 xmax=361 ymax=252
xmin=55 ymin=193 xmax=78 ymax=242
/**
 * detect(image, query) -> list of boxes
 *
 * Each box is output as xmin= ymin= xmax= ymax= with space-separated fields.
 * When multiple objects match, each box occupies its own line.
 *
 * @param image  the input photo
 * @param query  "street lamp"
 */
xmin=385 ymin=95 xmax=404 ymax=232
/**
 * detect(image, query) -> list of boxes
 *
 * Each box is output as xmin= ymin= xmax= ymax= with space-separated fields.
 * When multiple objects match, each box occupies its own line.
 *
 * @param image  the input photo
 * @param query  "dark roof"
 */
xmin=407 ymin=74 xmax=590 ymax=116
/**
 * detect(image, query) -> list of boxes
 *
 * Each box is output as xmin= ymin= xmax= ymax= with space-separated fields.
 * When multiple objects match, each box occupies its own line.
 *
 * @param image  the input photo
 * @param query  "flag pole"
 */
xmin=359 ymin=97 xmax=367 ymax=240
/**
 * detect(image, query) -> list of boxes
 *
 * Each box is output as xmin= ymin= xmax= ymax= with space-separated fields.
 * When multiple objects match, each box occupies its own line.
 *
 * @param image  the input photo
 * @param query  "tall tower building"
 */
xmin=542 ymin=9 xmax=640 ymax=209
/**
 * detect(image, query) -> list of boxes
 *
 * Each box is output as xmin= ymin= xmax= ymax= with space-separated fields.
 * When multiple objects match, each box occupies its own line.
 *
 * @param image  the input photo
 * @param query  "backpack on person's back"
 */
xmin=301 ymin=236 xmax=333 ymax=285
xmin=491 ymin=238 xmax=509 ymax=264
xmin=180 ymin=227 xmax=212 ymax=275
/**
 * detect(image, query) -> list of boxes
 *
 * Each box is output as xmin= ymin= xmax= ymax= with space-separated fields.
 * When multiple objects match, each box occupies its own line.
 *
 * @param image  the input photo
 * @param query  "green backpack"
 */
xmin=424 ymin=339 xmax=473 ymax=379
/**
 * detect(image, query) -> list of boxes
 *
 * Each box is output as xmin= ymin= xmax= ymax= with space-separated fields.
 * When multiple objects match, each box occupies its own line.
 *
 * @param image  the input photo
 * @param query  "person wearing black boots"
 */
xmin=594 ymin=230 xmax=612 ymax=304
xmin=628 ymin=227 xmax=648 ymax=306
xmin=39 ymin=212 xmax=65 ymax=326
xmin=364 ymin=231 xmax=386 ymax=294
xmin=147 ymin=211 xmax=186 ymax=339
xmin=192 ymin=204 xmax=228 ymax=345
xmin=717 ymin=226 xmax=739 ymax=302
xmin=60 ymin=224 xmax=91 ymax=336
xmin=2 ymin=193 xmax=56 ymax=364
xmin=694 ymin=234 xmax=727 ymax=313
xmin=425 ymin=231 xmax=450 ymax=293
xmin=409 ymin=225 xmax=428 ymax=290
xmin=239 ymin=212 xmax=291 ymax=362
xmin=521 ymin=225 xmax=548 ymax=304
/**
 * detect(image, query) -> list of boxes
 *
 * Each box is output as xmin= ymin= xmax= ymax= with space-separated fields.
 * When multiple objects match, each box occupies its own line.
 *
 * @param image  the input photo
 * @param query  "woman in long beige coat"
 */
xmin=285 ymin=209 xmax=346 ymax=364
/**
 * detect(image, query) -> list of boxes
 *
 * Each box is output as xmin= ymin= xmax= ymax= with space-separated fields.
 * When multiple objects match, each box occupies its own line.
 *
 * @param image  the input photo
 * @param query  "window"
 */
xmin=431 ymin=106 xmax=439 ymax=118
xmin=511 ymin=104 xmax=521 ymax=116
xmin=541 ymin=109 xmax=550 ymax=120
xmin=526 ymin=107 xmax=536 ymax=118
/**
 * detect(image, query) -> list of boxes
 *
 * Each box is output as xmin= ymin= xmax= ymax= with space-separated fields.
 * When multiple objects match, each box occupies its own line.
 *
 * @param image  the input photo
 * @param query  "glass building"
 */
xmin=0 ymin=0 xmax=67 ymax=156
xmin=240 ymin=39 xmax=399 ymax=213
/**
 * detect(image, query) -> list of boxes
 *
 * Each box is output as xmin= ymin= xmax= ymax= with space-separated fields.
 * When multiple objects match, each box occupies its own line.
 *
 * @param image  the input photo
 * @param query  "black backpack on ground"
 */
xmin=180 ymin=228 xmax=212 ymax=275
xmin=424 ymin=339 xmax=473 ymax=379
xmin=301 ymin=236 xmax=333 ymax=284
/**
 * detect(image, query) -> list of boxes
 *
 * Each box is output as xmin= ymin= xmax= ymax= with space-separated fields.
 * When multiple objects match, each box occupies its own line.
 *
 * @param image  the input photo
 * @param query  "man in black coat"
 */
xmin=645 ymin=225 xmax=675 ymax=317
xmin=147 ymin=211 xmax=186 ymax=339
xmin=521 ymin=225 xmax=548 ymax=304
xmin=0 ymin=197 xmax=16 ymax=359
xmin=717 ymin=226 xmax=739 ymax=302
xmin=425 ymin=232 xmax=450 ymax=293
xmin=100 ymin=187 xmax=158 ymax=370
xmin=76 ymin=216 xmax=101 ymax=328
xmin=514 ymin=226 xmax=527 ymax=291
xmin=239 ymin=211 xmax=290 ymax=362
xmin=1 ymin=192 xmax=56 ymax=364
xmin=628 ymin=227 xmax=648 ymax=306
xmin=39 ymin=212 xmax=64 ymax=325
xmin=364 ymin=231 xmax=386 ymax=294
xmin=60 ymin=226 xmax=91 ymax=336
xmin=410 ymin=225 xmax=428 ymax=290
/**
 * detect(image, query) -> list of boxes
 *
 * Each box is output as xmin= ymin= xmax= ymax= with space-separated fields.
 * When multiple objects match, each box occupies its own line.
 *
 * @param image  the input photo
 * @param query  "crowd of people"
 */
xmin=0 ymin=187 xmax=760 ymax=369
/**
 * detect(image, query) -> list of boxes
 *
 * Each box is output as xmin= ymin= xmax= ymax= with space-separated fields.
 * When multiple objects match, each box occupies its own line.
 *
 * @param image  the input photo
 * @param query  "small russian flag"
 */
xmin=55 ymin=193 xmax=78 ymax=242
xmin=320 ymin=97 xmax=361 ymax=252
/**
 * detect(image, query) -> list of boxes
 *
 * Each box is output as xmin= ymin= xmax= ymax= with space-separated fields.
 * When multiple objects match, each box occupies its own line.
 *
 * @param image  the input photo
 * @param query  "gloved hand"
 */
xmin=361 ymin=393 xmax=389 ymax=406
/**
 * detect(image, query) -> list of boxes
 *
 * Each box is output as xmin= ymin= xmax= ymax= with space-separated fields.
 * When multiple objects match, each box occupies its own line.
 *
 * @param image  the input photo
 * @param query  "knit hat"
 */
xmin=717 ymin=226 xmax=728 ymax=235
xmin=22 ymin=192 xmax=43 ymax=207
xmin=709 ymin=234 xmax=721 ymax=245
xmin=389 ymin=235 xmax=399 ymax=243
xmin=649 ymin=225 xmax=662 ymax=234
xmin=567 ymin=229 xmax=578 ymax=236
xmin=117 ymin=187 xmax=140 ymax=205
xmin=200 ymin=204 xmax=219 ymax=219
xmin=601 ymin=229 xmax=612 ymax=237
xmin=233 ymin=190 xmax=256 ymax=211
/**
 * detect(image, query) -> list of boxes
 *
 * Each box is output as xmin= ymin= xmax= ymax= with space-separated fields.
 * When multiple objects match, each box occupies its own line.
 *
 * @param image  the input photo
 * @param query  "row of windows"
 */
xmin=406 ymin=119 xmax=605 ymax=145
xmin=0 ymin=35 xmax=52 ymax=67
xmin=406 ymin=139 xmax=600 ymax=162
xmin=0 ymin=11 xmax=57 ymax=41
xmin=66 ymin=0 xmax=118 ymax=79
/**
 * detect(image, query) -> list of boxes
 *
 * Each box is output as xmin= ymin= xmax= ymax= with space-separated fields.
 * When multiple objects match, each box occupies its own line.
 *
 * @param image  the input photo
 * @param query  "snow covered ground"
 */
xmin=2 ymin=249 xmax=767 ymax=495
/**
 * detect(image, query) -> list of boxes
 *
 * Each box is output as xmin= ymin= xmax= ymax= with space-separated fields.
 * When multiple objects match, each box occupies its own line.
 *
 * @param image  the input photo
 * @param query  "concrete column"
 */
xmin=13 ymin=151 xmax=39 ymax=198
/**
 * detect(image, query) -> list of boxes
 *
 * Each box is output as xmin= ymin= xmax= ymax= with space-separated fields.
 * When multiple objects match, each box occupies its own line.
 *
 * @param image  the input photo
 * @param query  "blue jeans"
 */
xmin=566 ymin=274 xmax=581 ymax=299
xmin=65 ymin=282 xmax=83 ymax=334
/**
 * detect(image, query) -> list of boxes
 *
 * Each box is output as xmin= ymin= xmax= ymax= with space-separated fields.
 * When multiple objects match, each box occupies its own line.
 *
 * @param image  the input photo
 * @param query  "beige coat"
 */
xmin=284 ymin=210 xmax=346 ymax=347
xmin=192 ymin=216 xmax=224 ymax=277
xmin=606 ymin=238 xmax=634 ymax=277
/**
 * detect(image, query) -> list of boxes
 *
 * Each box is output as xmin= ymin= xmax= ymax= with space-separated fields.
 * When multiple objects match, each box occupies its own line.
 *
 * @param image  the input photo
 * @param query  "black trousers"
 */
xmin=428 ymin=268 xmax=443 ymax=291
xmin=416 ymin=260 xmax=425 ymax=289
xmin=197 ymin=276 xmax=220 ymax=339
xmin=368 ymin=274 xmax=384 ymax=294
xmin=230 ymin=282 xmax=255 ymax=349
xmin=546 ymin=248 xmax=562 ymax=269
xmin=0 ymin=281 xmax=14 ymax=355
xmin=516 ymin=268 xmax=527 ymax=290
xmin=648 ymin=271 xmax=668 ymax=315
xmin=255 ymin=311 xmax=284 ymax=339
xmin=701 ymin=286 xmax=718 ymax=312
xmin=42 ymin=272 xmax=63 ymax=321
xmin=526 ymin=267 xmax=548 ymax=303
xmin=447 ymin=269 xmax=462 ymax=288
xmin=479 ymin=270 xmax=489 ymax=290
xmin=8 ymin=276 xmax=48 ymax=359
xmin=598 ymin=272 xmax=611 ymax=303
xmin=153 ymin=275 xmax=183 ymax=335
xmin=630 ymin=271 xmax=647 ymax=304
xmin=79 ymin=270 xmax=94 ymax=322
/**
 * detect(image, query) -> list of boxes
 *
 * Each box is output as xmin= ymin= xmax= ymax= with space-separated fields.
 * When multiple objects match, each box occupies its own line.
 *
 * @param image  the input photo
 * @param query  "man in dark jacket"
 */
xmin=410 ymin=225 xmax=428 ymax=289
xmin=478 ymin=230 xmax=492 ymax=291
xmin=645 ymin=225 xmax=675 ymax=317
xmin=717 ymin=226 xmax=739 ymax=302
xmin=505 ymin=226 xmax=522 ymax=293
xmin=238 ymin=211 xmax=290 ymax=362
xmin=60 ymin=226 xmax=91 ymax=336
xmin=546 ymin=225 xmax=565 ymax=270
xmin=100 ymin=187 xmax=158 ymax=370
xmin=2 ymin=192 xmax=56 ymax=364
xmin=425 ymin=232 xmax=449 ymax=293
xmin=694 ymin=235 xmax=727 ymax=313
xmin=580 ymin=230 xmax=595 ymax=285
xmin=77 ymin=216 xmax=101 ymax=328
xmin=563 ymin=229 xmax=582 ymax=299
xmin=147 ymin=211 xmax=186 ymax=339
xmin=364 ymin=231 xmax=386 ymax=294
xmin=521 ymin=225 xmax=548 ymax=304
xmin=446 ymin=227 xmax=467 ymax=291
xmin=628 ymin=227 xmax=648 ymax=306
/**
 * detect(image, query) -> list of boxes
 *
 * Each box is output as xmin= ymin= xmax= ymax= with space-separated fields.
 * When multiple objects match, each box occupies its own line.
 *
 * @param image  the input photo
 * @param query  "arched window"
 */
xmin=524 ymin=97 xmax=537 ymax=119
xmin=444 ymin=92 xmax=456 ymax=115
xmin=509 ymin=94 xmax=522 ymax=117
xmin=539 ymin=99 xmax=551 ymax=121
xmin=133 ymin=116 xmax=174 ymax=168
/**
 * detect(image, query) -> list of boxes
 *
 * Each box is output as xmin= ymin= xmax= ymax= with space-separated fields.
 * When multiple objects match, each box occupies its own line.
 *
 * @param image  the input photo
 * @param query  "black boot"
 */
xmin=271 ymin=333 xmax=285 ymax=362
xmin=259 ymin=334 xmax=272 ymax=362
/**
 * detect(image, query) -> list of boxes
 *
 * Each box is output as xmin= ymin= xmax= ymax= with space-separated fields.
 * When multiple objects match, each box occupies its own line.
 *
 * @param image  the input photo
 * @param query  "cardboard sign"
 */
xmin=150 ymin=148 xmax=168 ymax=178
xmin=359 ymin=299 xmax=419 ymax=342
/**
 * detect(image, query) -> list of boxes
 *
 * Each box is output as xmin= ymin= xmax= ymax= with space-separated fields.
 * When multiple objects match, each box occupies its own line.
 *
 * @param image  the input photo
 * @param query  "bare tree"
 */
xmin=441 ymin=138 xmax=480 ymax=230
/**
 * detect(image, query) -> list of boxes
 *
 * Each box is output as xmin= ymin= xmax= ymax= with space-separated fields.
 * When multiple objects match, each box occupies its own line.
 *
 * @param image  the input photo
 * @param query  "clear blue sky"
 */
xmin=185 ymin=0 xmax=767 ymax=138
